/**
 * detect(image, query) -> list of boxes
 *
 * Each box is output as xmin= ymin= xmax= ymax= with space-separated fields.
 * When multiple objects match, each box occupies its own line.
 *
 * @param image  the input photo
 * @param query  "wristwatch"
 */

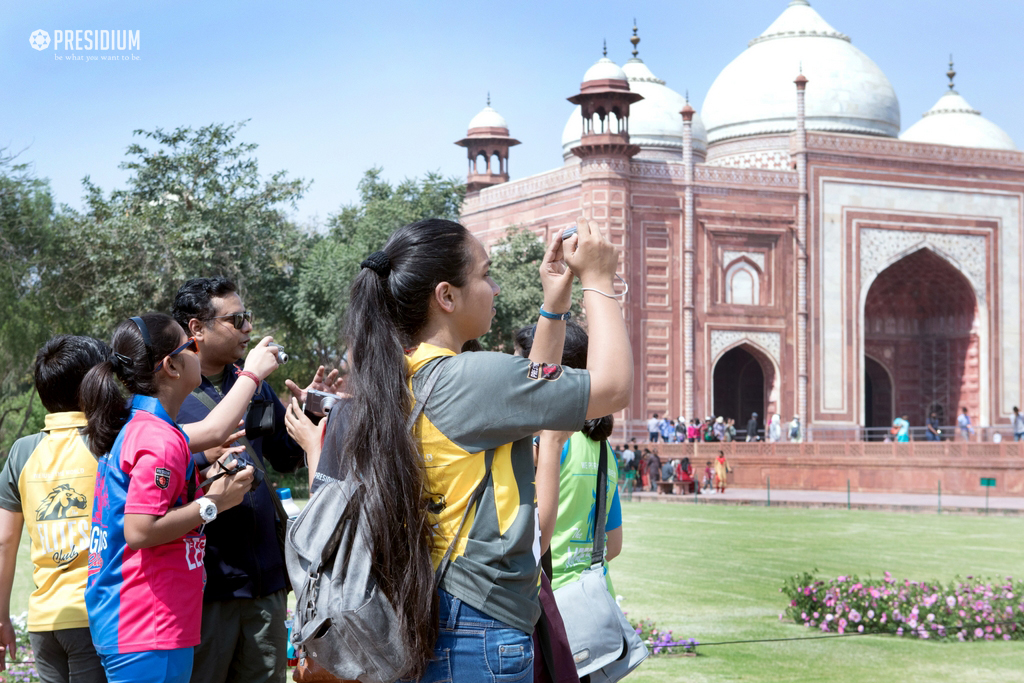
xmin=196 ymin=496 xmax=218 ymax=523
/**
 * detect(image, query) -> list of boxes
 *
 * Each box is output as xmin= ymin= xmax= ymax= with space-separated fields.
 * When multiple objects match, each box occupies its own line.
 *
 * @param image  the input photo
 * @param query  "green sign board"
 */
xmin=980 ymin=478 xmax=996 ymax=487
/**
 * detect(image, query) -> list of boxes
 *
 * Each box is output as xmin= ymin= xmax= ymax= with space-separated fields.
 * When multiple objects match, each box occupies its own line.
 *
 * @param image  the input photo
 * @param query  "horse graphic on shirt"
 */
xmin=36 ymin=484 xmax=88 ymax=521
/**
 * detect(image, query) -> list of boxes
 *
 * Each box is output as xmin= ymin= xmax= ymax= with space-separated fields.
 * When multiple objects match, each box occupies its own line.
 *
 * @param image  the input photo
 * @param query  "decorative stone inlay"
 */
xmin=710 ymin=329 xmax=781 ymax=366
xmin=696 ymin=165 xmax=799 ymax=188
xmin=807 ymin=132 xmax=1024 ymax=167
xmin=860 ymin=228 xmax=987 ymax=302
xmin=707 ymin=149 xmax=792 ymax=170
xmin=582 ymin=158 xmax=631 ymax=174
xmin=723 ymin=250 xmax=766 ymax=270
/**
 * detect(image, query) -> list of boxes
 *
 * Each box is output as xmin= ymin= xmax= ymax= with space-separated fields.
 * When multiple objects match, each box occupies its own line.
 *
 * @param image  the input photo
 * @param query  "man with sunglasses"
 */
xmin=172 ymin=277 xmax=339 ymax=683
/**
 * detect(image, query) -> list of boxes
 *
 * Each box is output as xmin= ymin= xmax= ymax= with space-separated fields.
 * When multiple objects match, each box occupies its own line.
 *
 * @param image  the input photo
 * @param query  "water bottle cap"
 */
xmin=278 ymin=488 xmax=292 ymax=500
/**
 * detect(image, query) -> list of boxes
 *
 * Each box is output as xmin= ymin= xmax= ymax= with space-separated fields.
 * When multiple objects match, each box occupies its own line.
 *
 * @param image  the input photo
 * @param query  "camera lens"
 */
xmin=321 ymin=396 xmax=338 ymax=413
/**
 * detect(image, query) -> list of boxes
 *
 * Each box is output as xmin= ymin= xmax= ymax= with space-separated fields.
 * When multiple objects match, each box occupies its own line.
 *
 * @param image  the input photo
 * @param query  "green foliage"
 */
xmin=479 ymin=226 xmax=583 ymax=352
xmin=47 ymin=122 xmax=310 ymax=338
xmin=0 ymin=150 xmax=59 ymax=454
xmin=291 ymin=168 xmax=465 ymax=364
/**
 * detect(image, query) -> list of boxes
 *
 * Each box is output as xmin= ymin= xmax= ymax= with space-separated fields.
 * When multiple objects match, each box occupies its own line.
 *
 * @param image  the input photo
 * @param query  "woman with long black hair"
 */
xmin=338 ymin=216 xmax=631 ymax=682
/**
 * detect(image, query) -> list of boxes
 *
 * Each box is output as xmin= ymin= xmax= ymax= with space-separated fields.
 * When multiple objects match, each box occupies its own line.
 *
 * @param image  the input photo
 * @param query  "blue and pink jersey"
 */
xmin=86 ymin=395 xmax=204 ymax=655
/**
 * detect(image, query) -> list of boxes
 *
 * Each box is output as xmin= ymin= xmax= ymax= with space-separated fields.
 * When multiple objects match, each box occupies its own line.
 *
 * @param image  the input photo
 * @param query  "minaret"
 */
xmin=569 ymin=46 xmax=643 ymax=420
xmin=454 ymin=94 xmax=520 ymax=194
xmin=794 ymin=71 xmax=809 ymax=428
xmin=681 ymin=97 xmax=696 ymax=419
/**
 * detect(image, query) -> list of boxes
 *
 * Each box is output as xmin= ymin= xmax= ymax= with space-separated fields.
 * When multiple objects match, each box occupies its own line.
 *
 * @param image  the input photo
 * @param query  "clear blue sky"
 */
xmin=3 ymin=0 xmax=1022 ymax=228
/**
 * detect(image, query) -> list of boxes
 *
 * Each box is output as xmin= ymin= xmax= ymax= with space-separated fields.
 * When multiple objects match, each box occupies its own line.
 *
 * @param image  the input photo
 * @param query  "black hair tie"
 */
xmin=110 ymin=351 xmax=134 ymax=373
xmin=360 ymin=251 xmax=391 ymax=278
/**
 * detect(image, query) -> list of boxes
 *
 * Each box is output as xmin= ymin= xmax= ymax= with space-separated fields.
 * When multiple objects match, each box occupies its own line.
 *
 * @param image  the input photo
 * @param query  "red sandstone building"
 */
xmin=457 ymin=1 xmax=1023 ymax=439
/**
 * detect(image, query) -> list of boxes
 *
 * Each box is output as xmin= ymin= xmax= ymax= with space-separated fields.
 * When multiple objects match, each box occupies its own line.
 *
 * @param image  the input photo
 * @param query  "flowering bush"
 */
xmin=629 ymin=616 xmax=699 ymax=655
xmin=781 ymin=571 xmax=1024 ymax=642
xmin=0 ymin=613 xmax=39 ymax=683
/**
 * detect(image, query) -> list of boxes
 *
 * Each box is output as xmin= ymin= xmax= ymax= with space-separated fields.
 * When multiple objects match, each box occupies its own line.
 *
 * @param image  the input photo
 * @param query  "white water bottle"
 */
xmin=278 ymin=487 xmax=302 ymax=519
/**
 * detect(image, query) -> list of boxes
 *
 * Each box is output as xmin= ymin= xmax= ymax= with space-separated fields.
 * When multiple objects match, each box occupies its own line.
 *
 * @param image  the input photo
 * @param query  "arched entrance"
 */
xmin=863 ymin=248 xmax=978 ymax=427
xmin=712 ymin=345 xmax=773 ymax=433
xmin=864 ymin=356 xmax=893 ymax=432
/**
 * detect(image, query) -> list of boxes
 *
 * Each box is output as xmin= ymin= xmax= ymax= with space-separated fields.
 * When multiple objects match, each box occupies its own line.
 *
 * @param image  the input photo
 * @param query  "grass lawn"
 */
xmin=610 ymin=502 xmax=1024 ymax=683
xmin=6 ymin=501 xmax=1022 ymax=682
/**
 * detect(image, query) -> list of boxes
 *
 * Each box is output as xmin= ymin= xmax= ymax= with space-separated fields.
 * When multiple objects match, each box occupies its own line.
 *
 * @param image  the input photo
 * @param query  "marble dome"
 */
xmin=901 ymin=90 xmax=1015 ymax=151
xmin=467 ymin=105 xmax=508 ymax=131
xmin=701 ymin=0 xmax=900 ymax=144
xmin=563 ymin=56 xmax=707 ymax=161
xmin=582 ymin=56 xmax=628 ymax=83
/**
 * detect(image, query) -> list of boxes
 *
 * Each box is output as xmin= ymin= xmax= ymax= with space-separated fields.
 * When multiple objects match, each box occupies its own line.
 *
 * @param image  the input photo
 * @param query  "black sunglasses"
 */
xmin=207 ymin=311 xmax=253 ymax=330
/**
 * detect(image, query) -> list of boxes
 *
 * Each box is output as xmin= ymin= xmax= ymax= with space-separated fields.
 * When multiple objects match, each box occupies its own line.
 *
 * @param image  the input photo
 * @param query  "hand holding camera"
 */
xmin=563 ymin=217 xmax=620 ymax=290
xmin=204 ymin=453 xmax=256 ymax=511
xmin=242 ymin=336 xmax=282 ymax=381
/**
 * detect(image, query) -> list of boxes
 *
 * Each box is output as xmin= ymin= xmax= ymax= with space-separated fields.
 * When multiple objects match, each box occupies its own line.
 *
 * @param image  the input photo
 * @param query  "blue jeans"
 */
xmin=416 ymin=589 xmax=533 ymax=683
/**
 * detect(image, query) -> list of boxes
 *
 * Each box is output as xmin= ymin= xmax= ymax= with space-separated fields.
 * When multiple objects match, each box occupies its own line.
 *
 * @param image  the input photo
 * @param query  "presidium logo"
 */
xmin=29 ymin=28 xmax=141 ymax=59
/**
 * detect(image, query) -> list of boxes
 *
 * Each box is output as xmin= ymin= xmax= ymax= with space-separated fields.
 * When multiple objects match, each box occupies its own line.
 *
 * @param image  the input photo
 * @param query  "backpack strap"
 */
xmin=434 ymin=448 xmax=494 ymax=588
xmin=589 ymin=441 xmax=609 ymax=568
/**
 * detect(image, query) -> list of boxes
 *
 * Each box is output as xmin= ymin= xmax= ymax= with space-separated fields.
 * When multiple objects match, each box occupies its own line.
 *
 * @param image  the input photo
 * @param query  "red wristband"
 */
xmin=237 ymin=370 xmax=261 ymax=390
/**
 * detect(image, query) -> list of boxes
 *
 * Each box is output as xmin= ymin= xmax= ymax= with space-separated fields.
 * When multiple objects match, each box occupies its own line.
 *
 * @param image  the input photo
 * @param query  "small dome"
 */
xmin=562 ymin=57 xmax=707 ymax=160
xmin=468 ymin=105 xmax=508 ymax=131
xmin=701 ymin=0 xmax=900 ymax=143
xmin=582 ymin=56 xmax=627 ymax=83
xmin=900 ymin=90 xmax=1015 ymax=150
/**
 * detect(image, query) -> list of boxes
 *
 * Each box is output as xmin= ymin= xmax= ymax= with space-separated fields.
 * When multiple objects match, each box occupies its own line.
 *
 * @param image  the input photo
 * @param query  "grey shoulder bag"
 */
xmin=552 ymin=441 xmax=649 ymax=682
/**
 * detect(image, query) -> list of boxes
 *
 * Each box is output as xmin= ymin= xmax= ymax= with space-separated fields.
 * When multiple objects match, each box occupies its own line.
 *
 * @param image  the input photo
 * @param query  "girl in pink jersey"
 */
xmin=80 ymin=314 xmax=262 ymax=683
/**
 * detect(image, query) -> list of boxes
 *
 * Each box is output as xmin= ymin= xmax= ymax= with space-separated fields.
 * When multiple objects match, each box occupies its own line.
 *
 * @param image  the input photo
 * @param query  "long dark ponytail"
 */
xmin=342 ymin=218 xmax=474 ymax=675
xmin=80 ymin=313 xmax=184 ymax=457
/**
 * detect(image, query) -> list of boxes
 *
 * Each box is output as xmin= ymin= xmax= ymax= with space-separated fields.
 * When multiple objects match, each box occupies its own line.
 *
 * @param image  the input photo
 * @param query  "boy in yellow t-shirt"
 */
xmin=0 ymin=335 xmax=110 ymax=683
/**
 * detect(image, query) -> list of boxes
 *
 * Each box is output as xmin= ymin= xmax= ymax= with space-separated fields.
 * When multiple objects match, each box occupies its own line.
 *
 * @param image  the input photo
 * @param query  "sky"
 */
xmin=3 ymin=0 xmax=1023 ymax=228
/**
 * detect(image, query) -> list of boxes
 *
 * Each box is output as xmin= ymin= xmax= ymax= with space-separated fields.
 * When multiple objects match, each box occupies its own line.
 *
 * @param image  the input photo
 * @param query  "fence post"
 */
xmin=847 ymin=479 xmax=851 ymax=510
xmin=767 ymin=474 xmax=771 ymax=508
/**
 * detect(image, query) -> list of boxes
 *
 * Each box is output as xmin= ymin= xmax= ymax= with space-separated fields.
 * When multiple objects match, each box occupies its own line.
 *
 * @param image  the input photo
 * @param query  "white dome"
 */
xmin=582 ymin=56 xmax=627 ymax=83
xmin=701 ymin=0 xmax=900 ymax=144
xmin=468 ymin=105 xmax=508 ymax=131
xmin=562 ymin=57 xmax=707 ymax=160
xmin=900 ymin=90 xmax=1015 ymax=150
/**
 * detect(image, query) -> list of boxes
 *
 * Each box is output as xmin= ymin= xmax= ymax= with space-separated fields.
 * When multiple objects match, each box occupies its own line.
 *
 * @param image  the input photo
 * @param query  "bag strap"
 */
xmin=590 ymin=441 xmax=609 ymax=568
xmin=435 ymin=448 xmax=494 ymax=588
xmin=189 ymin=383 xmax=290 ymax=527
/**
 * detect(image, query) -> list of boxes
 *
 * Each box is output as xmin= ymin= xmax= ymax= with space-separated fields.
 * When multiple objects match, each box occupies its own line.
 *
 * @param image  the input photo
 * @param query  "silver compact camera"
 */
xmin=268 ymin=343 xmax=288 ymax=364
xmin=305 ymin=389 xmax=339 ymax=415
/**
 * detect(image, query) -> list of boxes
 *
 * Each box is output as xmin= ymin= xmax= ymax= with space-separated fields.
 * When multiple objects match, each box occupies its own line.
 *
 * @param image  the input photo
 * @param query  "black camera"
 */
xmin=304 ymin=389 xmax=340 ymax=416
xmin=245 ymin=396 xmax=276 ymax=440
xmin=222 ymin=451 xmax=264 ymax=492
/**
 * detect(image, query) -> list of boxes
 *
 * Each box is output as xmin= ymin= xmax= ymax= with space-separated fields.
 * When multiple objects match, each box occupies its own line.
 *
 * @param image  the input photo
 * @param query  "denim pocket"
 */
xmin=484 ymin=629 xmax=533 ymax=682
xmin=421 ymin=647 xmax=452 ymax=683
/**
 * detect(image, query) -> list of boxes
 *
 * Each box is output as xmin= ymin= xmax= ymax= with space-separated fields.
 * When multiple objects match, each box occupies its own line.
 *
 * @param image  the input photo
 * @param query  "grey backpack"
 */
xmin=286 ymin=359 xmax=493 ymax=682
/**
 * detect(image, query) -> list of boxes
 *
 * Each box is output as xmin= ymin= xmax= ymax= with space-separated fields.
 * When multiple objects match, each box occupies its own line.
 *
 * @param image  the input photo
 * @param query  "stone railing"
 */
xmin=628 ymin=442 xmax=1024 ymax=496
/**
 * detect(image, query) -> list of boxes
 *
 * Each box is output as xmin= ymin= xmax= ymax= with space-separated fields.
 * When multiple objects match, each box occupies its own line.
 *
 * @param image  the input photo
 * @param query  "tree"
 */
xmin=291 ymin=168 xmax=465 ymax=366
xmin=46 ymin=122 xmax=310 ymax=338
xmin=479 ymin=226 xmax=583 ymax=352
xmin=0 ymin=150 xmax=58 ymax=454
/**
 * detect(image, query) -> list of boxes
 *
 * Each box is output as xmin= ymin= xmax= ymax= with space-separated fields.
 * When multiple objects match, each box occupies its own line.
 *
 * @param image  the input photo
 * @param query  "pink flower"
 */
xmin=850 ymin=611 xmax=861 ymax=623
xmin=975 ymin=628 xmax=984 ymax=638
xmin=1004 ymin=634 xmax=1012 ymax=641
xmin=946 ymin=596 xmax=956 ymax=609
xmin=858 ymin=625 xmax=864 ymax=633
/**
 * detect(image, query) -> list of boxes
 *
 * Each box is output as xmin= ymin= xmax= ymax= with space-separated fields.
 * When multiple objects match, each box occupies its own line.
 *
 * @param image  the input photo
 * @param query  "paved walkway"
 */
xmin=624 ymin=487 xmax=1024 ymax=514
